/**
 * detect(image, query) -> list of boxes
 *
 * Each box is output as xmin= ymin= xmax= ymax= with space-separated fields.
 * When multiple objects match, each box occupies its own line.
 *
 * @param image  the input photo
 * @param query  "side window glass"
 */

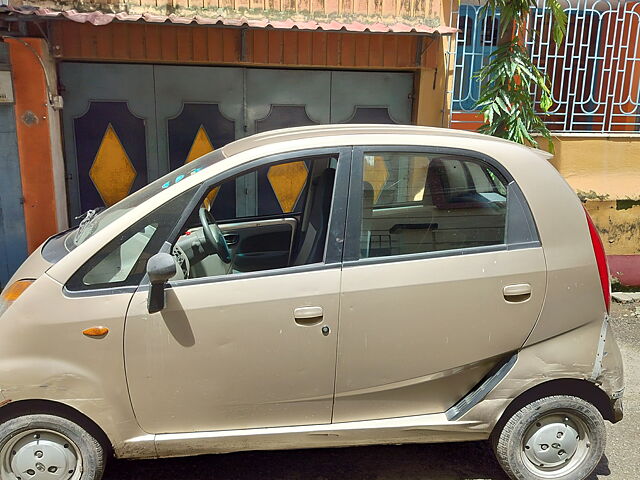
xmin=211 ymin=159 xmax=313 ymax=221
xmin=172 ymin=155 xmax=338 ymax=282
xmin=82 ymin=224 xmax=158 ymax=285
xmin=360 ymin=152 xmax=508 ymax=259
xmin=67 ymin=188 xmax=195 ymax=290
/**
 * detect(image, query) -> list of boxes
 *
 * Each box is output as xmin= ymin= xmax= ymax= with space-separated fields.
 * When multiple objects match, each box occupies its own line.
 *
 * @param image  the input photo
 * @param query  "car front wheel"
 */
xmin=493 ymin=395 xmax=606 ymax=480
xmin=0 ymin=414 xmax=106 ymax=480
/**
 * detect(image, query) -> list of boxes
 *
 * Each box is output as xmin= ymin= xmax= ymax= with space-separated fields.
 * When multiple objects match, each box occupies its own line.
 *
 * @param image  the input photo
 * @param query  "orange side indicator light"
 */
xmin=1 ymin=280 xmax=33 ymax=301
xmin=82 ymin=327 xmax=109 ymax=337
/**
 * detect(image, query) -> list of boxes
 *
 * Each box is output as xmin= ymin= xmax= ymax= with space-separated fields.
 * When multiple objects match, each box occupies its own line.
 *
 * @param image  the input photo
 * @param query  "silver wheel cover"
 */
xmin=1 ymin=429 xmax=82 ymax=480
xmin=521 ymin=411 xmax=592 ymax=479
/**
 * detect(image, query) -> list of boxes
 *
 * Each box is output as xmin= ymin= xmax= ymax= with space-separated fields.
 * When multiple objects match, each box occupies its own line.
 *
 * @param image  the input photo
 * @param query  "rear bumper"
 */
xmin=599 ymin=316 xmax=625 ymax=423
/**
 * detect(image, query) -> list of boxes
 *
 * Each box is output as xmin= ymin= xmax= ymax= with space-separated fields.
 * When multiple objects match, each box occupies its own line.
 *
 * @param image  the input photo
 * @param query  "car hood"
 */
xmin=5 ymin=230 xmax=73 ymax=287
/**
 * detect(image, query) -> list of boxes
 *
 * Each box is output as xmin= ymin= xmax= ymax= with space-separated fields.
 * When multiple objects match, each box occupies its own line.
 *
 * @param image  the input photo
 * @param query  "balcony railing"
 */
xmin=450 ymin=0 xmax=640 ymax=134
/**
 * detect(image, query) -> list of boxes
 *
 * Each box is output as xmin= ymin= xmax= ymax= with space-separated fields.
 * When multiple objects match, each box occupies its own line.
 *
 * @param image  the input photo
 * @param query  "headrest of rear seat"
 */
xmin=426 ymin=157 xmax=489 ymax=210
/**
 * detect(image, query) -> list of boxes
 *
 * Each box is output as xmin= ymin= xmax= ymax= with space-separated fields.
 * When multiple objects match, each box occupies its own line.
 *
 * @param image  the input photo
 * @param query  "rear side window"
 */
xmin=358 ymin=152 xmax=515 ymax=259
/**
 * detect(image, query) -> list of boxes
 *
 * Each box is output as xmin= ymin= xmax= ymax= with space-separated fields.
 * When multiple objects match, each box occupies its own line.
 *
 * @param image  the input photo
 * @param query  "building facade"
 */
xmin=451 ymin=0 xmax=640 ymax=287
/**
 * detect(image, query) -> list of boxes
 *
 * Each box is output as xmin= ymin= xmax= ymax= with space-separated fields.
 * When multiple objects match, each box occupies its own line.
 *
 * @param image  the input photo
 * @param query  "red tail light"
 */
xmin=585 ymin=208 xmax=611 ymax=313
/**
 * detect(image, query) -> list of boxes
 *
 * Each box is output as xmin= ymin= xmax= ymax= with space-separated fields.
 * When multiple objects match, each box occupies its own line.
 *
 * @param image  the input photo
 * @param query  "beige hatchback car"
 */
xmin=0 ymin=125 xmax=623 ymax=480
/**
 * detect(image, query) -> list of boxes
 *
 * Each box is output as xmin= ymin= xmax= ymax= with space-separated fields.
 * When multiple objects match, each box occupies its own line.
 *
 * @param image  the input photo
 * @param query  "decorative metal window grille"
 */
xmin=450 ymin=0 xmax=640 ymax=133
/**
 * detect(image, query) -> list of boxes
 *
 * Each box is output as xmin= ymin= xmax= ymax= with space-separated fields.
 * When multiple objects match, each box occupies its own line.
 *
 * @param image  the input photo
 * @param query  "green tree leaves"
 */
xmin=474 ymin=1 xmax=566 ymax=152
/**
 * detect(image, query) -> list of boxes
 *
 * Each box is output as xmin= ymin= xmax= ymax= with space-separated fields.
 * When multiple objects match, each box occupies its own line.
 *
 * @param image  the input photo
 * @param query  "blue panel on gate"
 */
xmin=167 ymin=103 xmax=235 ymax=171
xmin=0 ymin=44 xmax=28 ymax=288
xmin=167 ymin=103 xmax=236 ymax=220
xmin=0 ymin=122 xmax=28 ymax=286
xmin=344 ymin=107 xmax=398 ymax=124
xmin=255 ymin=105 xmax=318 ymax=132
xmin=74 ymin=102 xmax=148 ymax=212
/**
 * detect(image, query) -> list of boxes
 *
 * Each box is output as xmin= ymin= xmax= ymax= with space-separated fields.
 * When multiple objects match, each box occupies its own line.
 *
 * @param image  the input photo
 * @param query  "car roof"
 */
xmin=220 ymin=124 xmax=543 ymax=158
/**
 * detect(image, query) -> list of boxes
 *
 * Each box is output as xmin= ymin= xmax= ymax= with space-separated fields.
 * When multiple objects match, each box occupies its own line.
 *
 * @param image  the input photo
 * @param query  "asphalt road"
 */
xmin=104 ymin=302 xmax=639 ymax=480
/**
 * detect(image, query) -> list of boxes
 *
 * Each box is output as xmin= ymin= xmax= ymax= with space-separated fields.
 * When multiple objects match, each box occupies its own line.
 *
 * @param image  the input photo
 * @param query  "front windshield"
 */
xmin=66 ymin=150 xmax=226 ymax=250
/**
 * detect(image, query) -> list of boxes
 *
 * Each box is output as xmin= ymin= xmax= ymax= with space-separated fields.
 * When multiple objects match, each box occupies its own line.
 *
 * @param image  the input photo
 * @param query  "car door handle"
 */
xmin=294 ymin=306 xmax=324 ymax=326
xmin=223 ymin=233 xmax=239 ymax=246
xmin=503 ymin=283 xmax=532 ymax=302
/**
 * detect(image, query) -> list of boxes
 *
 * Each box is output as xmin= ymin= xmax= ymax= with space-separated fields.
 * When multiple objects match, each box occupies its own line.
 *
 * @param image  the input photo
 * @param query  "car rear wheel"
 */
xmin=493 ymin=395 xmax=606 ymax=480
xmin=0 ymin=414 xmax=105 ymax=480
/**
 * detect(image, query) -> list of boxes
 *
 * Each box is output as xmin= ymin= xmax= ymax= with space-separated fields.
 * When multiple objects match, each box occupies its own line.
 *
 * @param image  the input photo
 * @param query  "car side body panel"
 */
xmin=6 ymin=243 xmax=53 ymax=286
xmin=0 ymin=274 xmax=154 ymax=458
xmin=124 ymin=266 xmax=342 ymax=434
xmin=0 ymin=126 xmax=622 ymax=461
xmin=141 ymin=315 xmax=618 ymax=459
xmin=459 ymin=315 xmax=622 ymax=431
xmin=334 ymin=247 xmax=546 ymax=423
xmin=471 ymin=141 xmax=606 ymax=345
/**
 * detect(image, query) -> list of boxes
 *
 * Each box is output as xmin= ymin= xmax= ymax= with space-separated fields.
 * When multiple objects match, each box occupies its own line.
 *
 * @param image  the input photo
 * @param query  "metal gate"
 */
xmin=60 ymin=64 xmax=413 ymax=220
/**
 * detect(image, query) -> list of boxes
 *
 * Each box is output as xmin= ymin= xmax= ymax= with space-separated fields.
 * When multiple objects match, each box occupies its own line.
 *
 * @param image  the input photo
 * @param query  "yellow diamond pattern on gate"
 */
xmin=186 ymin=125 xmax=214 ymax=163
xmin=363 ymin=155 xmax=389 ymax=203
xmin=268 ymin=161 xmax=309 ymax=213
xmin=89 ymin=124 xmax=137 ymax=207
xmin=185 ymin=126 xmax=219 ymax=210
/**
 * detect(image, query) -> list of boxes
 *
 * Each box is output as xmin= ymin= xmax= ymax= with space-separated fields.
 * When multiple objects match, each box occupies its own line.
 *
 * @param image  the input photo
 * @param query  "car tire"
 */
xmin=492 ymin=395 xmax=605 ymax=480
xmin=0 ymin=414 xmax=106 ymax=480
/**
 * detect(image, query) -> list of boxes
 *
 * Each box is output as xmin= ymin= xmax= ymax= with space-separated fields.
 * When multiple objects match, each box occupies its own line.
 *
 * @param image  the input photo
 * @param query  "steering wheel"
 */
xmin=172 ymin=244 xmax=190 ymax=279
xmin=198 ymin=206 xmax=231 ymax=264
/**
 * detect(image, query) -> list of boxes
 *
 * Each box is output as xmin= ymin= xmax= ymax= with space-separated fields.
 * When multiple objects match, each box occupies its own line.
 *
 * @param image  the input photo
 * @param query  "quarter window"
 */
xmin=359 ymin=152 xmax=508 ymax=259
xmin=67 ymin=188 xmax=195 ymax=290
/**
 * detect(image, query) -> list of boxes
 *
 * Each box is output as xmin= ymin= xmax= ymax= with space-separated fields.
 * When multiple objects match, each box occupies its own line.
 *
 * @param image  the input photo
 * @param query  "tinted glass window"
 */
xmin=171 ymin=155 xmax=337 ymax=282
xmin=359 ymin=152 xmax=507 ymax=258
xmin=68 ymin=150 xmax=225 ymax=249
xmin=210 ymin=159 xmax=313 ymax=221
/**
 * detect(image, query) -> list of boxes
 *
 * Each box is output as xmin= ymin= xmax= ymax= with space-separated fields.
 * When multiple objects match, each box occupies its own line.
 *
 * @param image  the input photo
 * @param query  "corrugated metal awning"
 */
xmin=3 ymin=4 xmax=457 ymax=34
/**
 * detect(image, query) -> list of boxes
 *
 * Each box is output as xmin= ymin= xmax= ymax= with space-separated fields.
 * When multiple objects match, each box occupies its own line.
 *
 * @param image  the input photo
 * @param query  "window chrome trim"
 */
xmin=218 ymin=217 xmax=297 ymax=231
xmin=343 ymin=242 xmax=543 ymax=268
xmin=508 ymin=240 xmax=542 ymax=251
xmin=371 ymin=203 xmax=424 ymax=212
xmin=62 ymin=284 xmax=139 ymax=298
xmin=134 ymin=262 xmax=342 ymax=292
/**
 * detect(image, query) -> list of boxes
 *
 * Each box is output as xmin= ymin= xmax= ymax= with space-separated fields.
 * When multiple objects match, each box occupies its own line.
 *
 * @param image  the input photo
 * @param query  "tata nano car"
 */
xmin=0 ymin=125 xmax=623 ymax=480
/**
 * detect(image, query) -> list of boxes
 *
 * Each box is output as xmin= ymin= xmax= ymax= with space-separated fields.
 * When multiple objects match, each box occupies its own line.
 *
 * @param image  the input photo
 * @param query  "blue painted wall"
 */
xmin=0 ymin=43 xmax=28 ymax=288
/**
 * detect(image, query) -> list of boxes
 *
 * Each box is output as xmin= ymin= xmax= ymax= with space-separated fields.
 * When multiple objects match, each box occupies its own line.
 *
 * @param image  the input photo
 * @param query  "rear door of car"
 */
xmin=333 ymin=146 xmax=547 ymax=423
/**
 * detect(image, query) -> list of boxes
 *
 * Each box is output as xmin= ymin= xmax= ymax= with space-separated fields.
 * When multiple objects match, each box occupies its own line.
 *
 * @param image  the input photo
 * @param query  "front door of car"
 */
xmin=333 ymin=147 xmax=547 ymax=423
xmin=124 ymin=148 xmax=350 ymax=434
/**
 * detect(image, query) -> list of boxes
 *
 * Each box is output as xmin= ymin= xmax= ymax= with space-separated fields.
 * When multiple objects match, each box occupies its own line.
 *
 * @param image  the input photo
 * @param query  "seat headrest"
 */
xmin=426 ymin=157 xmax=488 ymax=209
xmin=362 ymin=181 xmax=374 ymax=204
xmin=426 ymin=158 xmax=449 ymax=209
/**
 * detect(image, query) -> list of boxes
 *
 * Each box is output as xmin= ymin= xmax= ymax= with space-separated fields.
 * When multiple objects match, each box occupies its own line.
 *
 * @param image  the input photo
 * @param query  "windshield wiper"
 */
xmin=73 ymin=207 xmax=104 ymax=245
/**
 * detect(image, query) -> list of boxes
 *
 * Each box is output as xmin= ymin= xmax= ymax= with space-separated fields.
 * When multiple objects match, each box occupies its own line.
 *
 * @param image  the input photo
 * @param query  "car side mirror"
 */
xmin=147 ymin=252 xmax=176 ymax=314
